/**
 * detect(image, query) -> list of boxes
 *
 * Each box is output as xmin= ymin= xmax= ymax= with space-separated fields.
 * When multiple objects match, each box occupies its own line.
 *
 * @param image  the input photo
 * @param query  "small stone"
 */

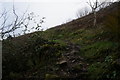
xmin=72 ymin=60 xmax=76 ymax=63
xmin=59 ymin=60 xmax=67 ymax=64
xmin=57 ymin=60 xmax=67 ymax=67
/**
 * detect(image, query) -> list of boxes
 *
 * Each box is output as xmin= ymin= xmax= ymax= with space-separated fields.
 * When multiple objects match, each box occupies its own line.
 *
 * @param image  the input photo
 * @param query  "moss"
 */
xmin=45 ymin=74 xmax=59 ymax=80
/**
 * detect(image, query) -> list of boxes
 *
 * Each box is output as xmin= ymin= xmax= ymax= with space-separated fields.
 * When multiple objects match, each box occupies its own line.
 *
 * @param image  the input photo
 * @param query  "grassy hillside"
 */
xmin=2 ymin=2 xmax=120 ymax=80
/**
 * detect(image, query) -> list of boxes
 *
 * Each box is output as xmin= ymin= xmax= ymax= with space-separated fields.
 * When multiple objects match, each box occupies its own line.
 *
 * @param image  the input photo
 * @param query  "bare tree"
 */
xmin=0 ymin=4 xmax=28 ymax=39
xmin=0 ymin=4 xmax=45 ymax=39
xmin=87 ymin=0 xmax=111 ymax=27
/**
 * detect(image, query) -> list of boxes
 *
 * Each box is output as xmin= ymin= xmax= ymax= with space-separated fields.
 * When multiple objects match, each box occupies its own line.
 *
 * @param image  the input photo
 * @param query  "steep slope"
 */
xmin=48 ymin=2 xmax=119 ymax=31
xmin=2 ymin=2 xmax=120 ymax=80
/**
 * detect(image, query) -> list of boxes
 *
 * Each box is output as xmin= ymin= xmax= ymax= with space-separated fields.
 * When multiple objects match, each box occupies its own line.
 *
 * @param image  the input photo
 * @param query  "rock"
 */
xmin=57 ymin=60 xmax=67 ymax=67
xmin=72 ymin=60 xmax=76 ymax=63
xmin=70 ymin=50 xmax=79 ymax=55
xmin=68 ymin=56 xmax=76 ymax=61
xmin=78 ymin=56 xmax=84 ymax=60
xmin=64 ymin=53 xmax=70 ymax=56
xmin=59 ymin=60 xmax=67 ymax=65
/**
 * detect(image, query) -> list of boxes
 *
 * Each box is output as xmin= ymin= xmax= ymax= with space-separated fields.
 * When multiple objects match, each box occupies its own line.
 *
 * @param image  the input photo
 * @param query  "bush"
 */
xmin=88 ymin=55 xmax=120 ymax=80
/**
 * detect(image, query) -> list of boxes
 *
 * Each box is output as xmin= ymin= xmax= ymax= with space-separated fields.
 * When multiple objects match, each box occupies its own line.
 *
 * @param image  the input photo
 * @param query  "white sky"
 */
xmin=0 ymin=0 xmax=115 ymax=2
xmin=0 ymin=0 xmax=90 ymax=30
xmin=0 ymin=0 xmax=117 ymax=36
xmin=0 ymin=0 xmax=85 ymax=2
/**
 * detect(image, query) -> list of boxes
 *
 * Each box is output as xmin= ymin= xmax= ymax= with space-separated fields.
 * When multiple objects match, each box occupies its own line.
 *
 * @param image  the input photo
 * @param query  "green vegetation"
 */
xmin=2 ymin=2 xmax=120 ymax=80
xmin=2 ymin=34 xmax=66 ymax=79
xmin=42 ymin=24 xmax=120 ymax=80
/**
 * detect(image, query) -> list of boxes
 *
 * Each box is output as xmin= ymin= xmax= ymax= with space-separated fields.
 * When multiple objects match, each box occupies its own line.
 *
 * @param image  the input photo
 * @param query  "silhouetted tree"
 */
xmin=0 ymin=4 xmax=45 ymax=39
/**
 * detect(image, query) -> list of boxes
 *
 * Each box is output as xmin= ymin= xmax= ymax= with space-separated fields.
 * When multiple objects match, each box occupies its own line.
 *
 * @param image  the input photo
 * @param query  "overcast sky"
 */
xmin=0 ymin=0 xmax=116 ymax=36
xmin=0 ymin=0 xmax=91 ymax=30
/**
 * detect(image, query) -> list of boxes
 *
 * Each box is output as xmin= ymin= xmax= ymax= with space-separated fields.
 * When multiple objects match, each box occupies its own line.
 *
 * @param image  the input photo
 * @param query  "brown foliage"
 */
xmin=104 ymin=9 xmax=120 ymax=38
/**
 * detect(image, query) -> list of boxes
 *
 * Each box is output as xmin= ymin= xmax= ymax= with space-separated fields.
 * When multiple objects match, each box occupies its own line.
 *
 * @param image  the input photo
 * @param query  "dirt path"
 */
xmin=56 ymin=42 xmax=88 ymax=79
